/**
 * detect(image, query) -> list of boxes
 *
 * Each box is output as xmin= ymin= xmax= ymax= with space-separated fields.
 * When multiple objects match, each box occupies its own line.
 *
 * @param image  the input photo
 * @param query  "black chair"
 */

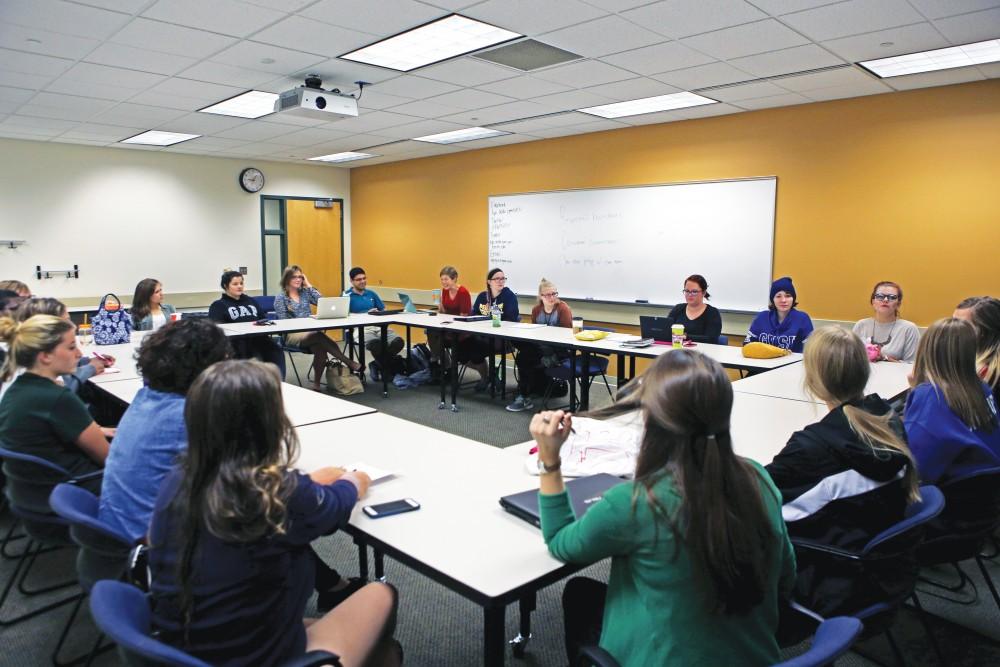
xmin=0 ymin=443 xmax=101 ymax=630
xmin=49 ymin=483 xmax=133 ymax=666
xmin=89 ymin=580 xmax=342 ymax=667
xmin=789 ymin=485 xmax=946 ymax=665
xmin=542 ymin=327 xmax=615 ymax=411
xmin=578 ymin=616 xmax=864 ymax=667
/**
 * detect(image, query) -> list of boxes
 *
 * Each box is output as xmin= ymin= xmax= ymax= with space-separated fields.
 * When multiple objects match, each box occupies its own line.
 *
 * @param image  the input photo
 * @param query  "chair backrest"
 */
xmin=89 ymin=580 xmax=211 ymax=667
xmin=49 ymin=484 xmax=132 ymax=589
xmin=256 ymin=295 xmax=276 ymax=315
xmin=935 ymin=466 xmax=1000 ymax=536
xmin=717 ymin=335 xmax=730 ymax=346
xmin=0 ymin=442 xmax=73 ymax=516
xmin=773 ymin=616 xmax=863 ymax=667
xmin=863 ymin=485 xmax=945 ymax=555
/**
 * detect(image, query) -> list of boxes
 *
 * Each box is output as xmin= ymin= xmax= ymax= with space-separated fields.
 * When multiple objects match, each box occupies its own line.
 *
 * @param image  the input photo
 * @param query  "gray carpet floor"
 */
xmin=1 ymin=356 xmax=998 ymax=666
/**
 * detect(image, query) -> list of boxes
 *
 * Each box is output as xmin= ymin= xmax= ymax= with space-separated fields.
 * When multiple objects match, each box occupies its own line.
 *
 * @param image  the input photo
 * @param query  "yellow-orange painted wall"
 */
xmin=351 ymin=80 xmax=1000 ymax=326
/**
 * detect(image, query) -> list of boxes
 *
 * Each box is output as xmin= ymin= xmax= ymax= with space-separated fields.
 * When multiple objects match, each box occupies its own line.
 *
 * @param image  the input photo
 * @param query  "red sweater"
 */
xmin=442 ymin=286 xmax=472 ymax=316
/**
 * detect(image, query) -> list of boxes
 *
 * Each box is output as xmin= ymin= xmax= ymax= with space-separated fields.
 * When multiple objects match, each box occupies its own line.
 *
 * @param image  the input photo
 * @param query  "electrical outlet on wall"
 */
xmin=239 ymin=266 xmax=247 ymax=275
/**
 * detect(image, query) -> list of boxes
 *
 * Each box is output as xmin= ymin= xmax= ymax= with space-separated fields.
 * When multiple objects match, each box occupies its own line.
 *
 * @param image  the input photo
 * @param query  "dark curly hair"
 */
xmin=135 ymin=319 xmax=232 ymax=395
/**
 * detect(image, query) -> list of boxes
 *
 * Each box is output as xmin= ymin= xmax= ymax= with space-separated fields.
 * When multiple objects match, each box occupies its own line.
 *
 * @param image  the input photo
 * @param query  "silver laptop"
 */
xmin=313 ymin=296 xmax=350 ymax=319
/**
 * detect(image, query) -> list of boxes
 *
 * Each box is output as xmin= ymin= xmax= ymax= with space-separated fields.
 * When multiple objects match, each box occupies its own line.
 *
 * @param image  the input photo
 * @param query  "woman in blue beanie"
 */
xmin=744 ymin=277 xmax=814 ymax=353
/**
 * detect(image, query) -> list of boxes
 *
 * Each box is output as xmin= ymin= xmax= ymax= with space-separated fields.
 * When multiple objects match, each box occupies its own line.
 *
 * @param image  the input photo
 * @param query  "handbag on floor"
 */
xmin=326 ymin=362 xmax=363 ymax=395
xmin=92 ymin=293 xmax=132 ymax=345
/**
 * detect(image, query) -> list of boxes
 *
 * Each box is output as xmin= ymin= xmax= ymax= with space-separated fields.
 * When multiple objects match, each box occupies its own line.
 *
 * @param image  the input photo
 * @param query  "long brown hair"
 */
xmin=958 ymin=296 xmax=1000 ymax=394
xmin=804 ymin=327 xmax=920 ymax=502
xmin=131 ymin=278 xmax=161 ymax=325
xmin=912 ymin=318 xmax=996 ymax=431
xmin=170 ymin=360 xmax=300 ymax=640
xmin=587 ymin=350 xmax=776 ymax=615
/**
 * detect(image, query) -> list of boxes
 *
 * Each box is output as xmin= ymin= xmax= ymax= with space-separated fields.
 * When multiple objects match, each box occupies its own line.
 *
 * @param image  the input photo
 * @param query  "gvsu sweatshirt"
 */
xmin=744 ymin=308 xmax=814 ymax=353
xmin=472 ymin=287 xmax=520 ymax=322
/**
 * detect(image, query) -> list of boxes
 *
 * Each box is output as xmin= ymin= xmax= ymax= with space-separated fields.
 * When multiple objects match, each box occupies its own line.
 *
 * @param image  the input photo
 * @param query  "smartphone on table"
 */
xmin=363 ymin=498 xmax=420 ymax=519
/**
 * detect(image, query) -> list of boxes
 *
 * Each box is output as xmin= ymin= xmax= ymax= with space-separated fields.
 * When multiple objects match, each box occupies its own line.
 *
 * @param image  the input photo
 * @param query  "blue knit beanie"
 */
xmin=770 ymin=276 xmax=796 ymax=301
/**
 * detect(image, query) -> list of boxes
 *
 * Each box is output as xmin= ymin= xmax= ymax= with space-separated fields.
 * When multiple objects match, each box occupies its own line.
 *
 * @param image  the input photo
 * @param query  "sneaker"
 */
xmin=505 ymin=395 xmax=534 ymax=412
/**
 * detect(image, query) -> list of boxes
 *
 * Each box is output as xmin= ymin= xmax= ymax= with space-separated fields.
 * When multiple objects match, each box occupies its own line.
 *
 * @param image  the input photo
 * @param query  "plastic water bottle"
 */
xmin=491 ymin=304 xmax=501 ymax=328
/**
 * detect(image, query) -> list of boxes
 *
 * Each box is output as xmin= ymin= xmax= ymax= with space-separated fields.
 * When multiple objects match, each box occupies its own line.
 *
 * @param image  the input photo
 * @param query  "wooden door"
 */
xmin=286 ymin=199 xmax=343 ymax=298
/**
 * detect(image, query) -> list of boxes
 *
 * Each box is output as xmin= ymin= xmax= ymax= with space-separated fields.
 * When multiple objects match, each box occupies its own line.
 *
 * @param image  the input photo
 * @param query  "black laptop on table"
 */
xmin=639 ymin=315 xmax=673 ymax=343
xmin=499 ymin=473 xmax=623 ymax=528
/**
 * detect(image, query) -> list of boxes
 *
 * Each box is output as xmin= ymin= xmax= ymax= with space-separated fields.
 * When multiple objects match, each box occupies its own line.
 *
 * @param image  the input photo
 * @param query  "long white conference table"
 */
xmin=732 ymin=358 xmax=914 ymax=404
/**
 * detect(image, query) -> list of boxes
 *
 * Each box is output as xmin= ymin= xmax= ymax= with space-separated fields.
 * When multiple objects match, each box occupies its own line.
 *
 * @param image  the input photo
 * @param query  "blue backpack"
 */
xmin=92 ymin=293 xmax=132 ymax=345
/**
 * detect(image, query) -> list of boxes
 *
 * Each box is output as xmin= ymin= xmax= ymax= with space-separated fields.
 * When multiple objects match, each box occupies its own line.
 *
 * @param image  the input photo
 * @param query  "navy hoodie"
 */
xmin=472 ymin=286 xmax=519 ymax=322
xmin=744 ymin=308 xmax=814 ymax=353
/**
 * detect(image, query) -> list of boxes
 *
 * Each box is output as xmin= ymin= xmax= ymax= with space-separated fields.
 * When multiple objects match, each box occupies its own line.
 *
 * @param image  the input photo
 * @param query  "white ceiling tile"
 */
xmin=651 ymin=61 xmax=755 ymax=89
xmin=1 ymin=114 xmax=79 ymax=131
xmin=705 ymin=80 xmax=790 ymax=101
xmin=676 ymin=102 xmax=742 ymax=118
xmin=820 ymin=23 xmax=950 ymax=62
xmin=417 ymin=58 xmax=521 ymax=86
xmin=733 ymin=91 xmax=812 ymax=109
xmin=518 ymin=117 xmax=628 ymax=137
xmin=532 ymin=88 xmax=617 ymax=111
xmin=978 ymin=62 xmax=1000 ymax=77
xmin=0 ymin=121 xmax=64 ymax=137
xmin=145 ymin=77 xmax=248 ymax=104
xmin=580 ymin=76 xmax=681 ymax=100
xmin=324 ymin=109 xmax=423 ymax=133
xmin=84 ymin=43 xmax=199 ymax=76
xmin=906 ymin=0 xmax=1000 ymax=20
xmin=239 ymin=0 xmax=318 ymax=11
xmin=745 ymin=0 xmax=844 ymax=14
xmin=884 ymin=67 xmax=985 ymax=91
xmin=56 ymin=137 xmax=114 ymax=146
xmin=621 ymin=0 xmax=768 ymax=39
xmin=355 ymin=90 xmax=416 ymax=110
xmin=374 ymin=119 xmax=467 ymax=140
xmin=91 ymin=102 xmax=190 ymax=125
xmin=464 ymin=0 xmax=607 ymax=35
xmin=258 ymin=111 xmax=329 ymax=127
xmin=0 ymin=70 xmax=56 ymax=90
xmin=776 ymin=66 xmax=880 ymax=91
xmin=367 ymin=75 xmax=461 ymax=99
xmin=59 ymin=62 xmax=167 ymax=90
xmin=44 ymin=79 xmax=143 ymax=102
xmin=142 ymin=0 xmax=286 ymax=38
xmin=111 ymin=19 xmax=239 ymax=59
xmin=681 ymin=19 xmax=811 ymax=60
xmin=29 ymin=92 xmax=117 ymax=114
xmin=0 ymin=48 xmax=74 ymax=77
xmin=71 ymin=0 xmax=151 ymax=11
xmin=494 ymin=111 xmax=594 ymax=132
xmin=211 ymin=121 xmax=302 ymax=141
xmin=531 ymin=60 xmax=635 ymax=87
xmin=14 ymin=103 xmax=97 ymax=121
xmin=0 ymin=24 xmax=101 ymax=61
xmin=432 ymin=88 xmax=516 ymax=110
xmin=209 ymin=42 xmax=327 ymax=75
xmin=457 ymin=132 xmax=540 ymax=148
xmin=176 ymin=135 xmax=251 ymax=150
xmin=799 ymin=79 xmax=894 ymax=100
xmin=602 ymin=41 xmax=717 ymax=76
xmin=933 ymin=8 xmax=1000 ymax=44
xmin=123 ymin=92 xmax=214 ymax=113
xmin=358 ymin=140 xmax=421 ymax=156
xmin=179 ymin=61 xmax=277 ymax=88
xmin=251 ymin=16 xmax=374 ymax=57
xmin=58 ymin=122 xmax=145 ymax=139
xmin=728 ymin=44 xmax=844 ymax=77
xmin=156 ymin=112 xmax=251 ymax=133
xmin=271 ymin=58 xmax=398 ymax=89
xmin=386 ymin=98 xmax=464 ymax=118
xmin=277 ymin=128 xmax=378 ymax=148
xmin=0 ymin=0 xmax=131 ymax=40
xmin=437 ymin=99 xmax=555 ymax=125
xmin=0 ymin=86 xmax=36 ymax=105
xmin=415 ymin=0 xmax=484 ymax=12
xmin=301 ymin=0 xmax=444 ymax=35
xmin=540 ymin=15 xmax=664 ymax=58
xmin=580 ymin=0 xmax=656 ymax=10
xmin=475 ymin=75 xmax=572 ymax=99
xmin=779 ymin=0 xmax=926 ymax=42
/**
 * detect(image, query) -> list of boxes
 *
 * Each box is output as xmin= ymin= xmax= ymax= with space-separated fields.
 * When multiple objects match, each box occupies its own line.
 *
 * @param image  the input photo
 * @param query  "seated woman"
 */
xmin=208 ymin=270 xmax=283 ymax=369
xmin=148 ymin=360 xmax=400 ymax=666
xmin=905 ymin=318 xmax=1000 ymax=484
xmin=954 ymin=296 xmax=1000 ymax=397
xmin=462 ymin=268 xmax=520 ymax=391
xmin=530 ymin=351 xmax=795 ymax=666
xmin=507 ymin=278 xmax=572 ymax=413
xmin=273 ymin=265 xmax=359 ymax=392
xmin=426 ymin=265 xmax=471 ymax=371
xmin=851 ymin=280 xmax=920 ymax=362
xmin=0 ymin=315 xmax=113 ymax=494
xmin=744 ymin=276 xmax=813 ymax=353
xmin=131 ymin=278 xmax=176 ymax=331
xmin=667 ymin=274 xmax=722 ymax=344
xmin=98 ymin=318 xmax=231 ymax=542
xmin=0 ymin=280 xmax=30 ymax=297
xmin=765 ymin=326 xmax=919 ymax=619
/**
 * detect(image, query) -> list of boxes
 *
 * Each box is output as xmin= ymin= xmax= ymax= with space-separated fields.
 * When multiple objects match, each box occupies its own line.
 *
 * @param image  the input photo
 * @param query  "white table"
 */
xmin=295 ymin=413 xmax=577 ymax=666
xmin=732 ymin=359 xmax=913 ymax=404
xmin=85 ymin=332 xmax=149 ymax=384
xmin=95 ymin=378 xmax=375 ymax=427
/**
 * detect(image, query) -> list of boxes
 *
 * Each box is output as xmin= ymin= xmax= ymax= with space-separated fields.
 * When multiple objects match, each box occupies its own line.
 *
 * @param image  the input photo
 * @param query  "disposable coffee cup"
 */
xmin=572 ymin=317 xmax=584 ymax=334
xmin=671 ymin=323 xmax=685 ymax=348
xmin=170 ymin=312 xmax=182 ymax=322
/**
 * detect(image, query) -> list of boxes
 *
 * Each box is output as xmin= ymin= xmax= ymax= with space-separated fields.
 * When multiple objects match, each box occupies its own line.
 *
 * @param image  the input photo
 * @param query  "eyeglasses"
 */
xmin=682 ymin=289 xmax=702 ymax=296
xmin=490 ymin=277 xmax=507 ymax=282
xmin=541 ymin=292 xmax=559 ymax=298
xmin=873 ymin=293 xmax=899 ymax=302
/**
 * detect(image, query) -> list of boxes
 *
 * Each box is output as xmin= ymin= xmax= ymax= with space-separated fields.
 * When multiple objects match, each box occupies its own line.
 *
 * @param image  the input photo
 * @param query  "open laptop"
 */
xmin=398 ymin=292 xmax=435 ymax=314
xmin=639 ymin=315 xmax=673 ymax=343
xmin=313 ymin=296 xmax=350 ymax=320
xmin=499 ymin=473 xmax=623 ymax=528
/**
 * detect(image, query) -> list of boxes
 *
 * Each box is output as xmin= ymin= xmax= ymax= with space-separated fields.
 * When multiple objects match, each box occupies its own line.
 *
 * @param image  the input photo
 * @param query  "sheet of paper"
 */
xmin=605 ymin=333 xmax=633 ymax=341
xmin=97 ymin=366 xmax=122 ymax=374
xmin=345 ymin=461 xmax=394 ymax=484
xmin=509 ymin=323 xmax=545 ymax=329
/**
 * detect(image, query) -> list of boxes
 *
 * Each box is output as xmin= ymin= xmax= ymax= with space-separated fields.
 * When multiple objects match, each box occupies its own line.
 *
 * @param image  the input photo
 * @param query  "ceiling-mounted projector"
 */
xmin=274 ymin=75 xmax=359 ymax=119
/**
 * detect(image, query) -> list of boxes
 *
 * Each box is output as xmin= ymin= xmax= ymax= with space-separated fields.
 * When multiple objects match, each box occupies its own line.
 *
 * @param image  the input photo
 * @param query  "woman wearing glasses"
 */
xmin=667 ymin=274 xmax=723 ymax=344
xmin=507 ymin=279 xmax=573 ymax=412
xmin=851 ymin=281 xmax=920 ymax=362
xmin=464 ymin=268 xmax=520 ymax=391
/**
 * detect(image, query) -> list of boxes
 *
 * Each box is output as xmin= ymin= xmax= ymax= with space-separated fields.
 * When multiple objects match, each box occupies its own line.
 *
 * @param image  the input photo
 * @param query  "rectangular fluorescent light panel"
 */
xmin=340 ymin=14 xmax=522 ymax=72
xmin=412 ymin=127 xmax=509 ymax=144
xmin=120 ymin=131 xmax=200 ymax=146
xmin=578 ymin=92 xmax=718 ymax=119
xmin=859 ymin=39 xmax=1000 ymax=78
xmin=199 ymin=90 xmax=278 ymax=118
xmin=309 ymin=151 xmax=378 ymax=163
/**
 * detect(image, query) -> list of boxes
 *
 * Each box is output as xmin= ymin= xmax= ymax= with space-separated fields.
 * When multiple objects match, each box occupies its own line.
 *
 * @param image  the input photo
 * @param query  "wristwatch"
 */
xmin=537 ymin=457 xmax=561 ymax=474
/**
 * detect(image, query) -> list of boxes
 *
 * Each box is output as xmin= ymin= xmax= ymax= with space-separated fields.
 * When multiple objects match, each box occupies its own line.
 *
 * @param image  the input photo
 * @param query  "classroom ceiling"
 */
xmin=1 ymin=0 xmax=998 ymax=168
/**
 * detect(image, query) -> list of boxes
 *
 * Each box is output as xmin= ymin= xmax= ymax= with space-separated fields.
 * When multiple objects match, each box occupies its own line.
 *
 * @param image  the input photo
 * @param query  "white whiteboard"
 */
xmin=488 ymin=177 xmax=776 ymax=312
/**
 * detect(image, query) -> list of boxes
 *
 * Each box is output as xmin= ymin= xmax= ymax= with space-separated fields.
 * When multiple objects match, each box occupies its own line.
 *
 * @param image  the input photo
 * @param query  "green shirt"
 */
xmin=0 ymin=372 xmax=99 ymax=481
xmin=540 ymin=461 xmax=796 ymax=667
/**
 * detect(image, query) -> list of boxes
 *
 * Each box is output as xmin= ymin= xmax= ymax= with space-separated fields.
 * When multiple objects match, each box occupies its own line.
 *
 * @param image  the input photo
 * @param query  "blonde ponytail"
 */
xmin=0 ymin=315 xmax=75 ymax=381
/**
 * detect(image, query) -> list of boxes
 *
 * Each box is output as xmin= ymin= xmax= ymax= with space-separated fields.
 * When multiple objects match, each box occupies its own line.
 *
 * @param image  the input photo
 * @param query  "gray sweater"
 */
xmin=852 ymin=317 xmax=920 ymax=362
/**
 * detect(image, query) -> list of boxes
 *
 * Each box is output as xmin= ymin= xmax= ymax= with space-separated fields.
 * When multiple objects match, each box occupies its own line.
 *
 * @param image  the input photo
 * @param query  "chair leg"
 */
xmin=286 ymin=350 xmax=303 ymax=387
xmin=0 ymin=540 xmax=82 ymax=627
xmin=600 ymin=372 xmax=613 ymax=400
xmin=18 ymin=542 xmax=78 ymax=595
xmin=974 ymin=555 xmax=1000 ymax=614
xmin=51 ymin=592 xmax=114 ymax=667
xmin=884 ymin=628 xmax=907 ymax=667
xmin=910 ymin=593 xmax=948 ymax=667
xmin=0 ymin=517 xmax=29 ymax=560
